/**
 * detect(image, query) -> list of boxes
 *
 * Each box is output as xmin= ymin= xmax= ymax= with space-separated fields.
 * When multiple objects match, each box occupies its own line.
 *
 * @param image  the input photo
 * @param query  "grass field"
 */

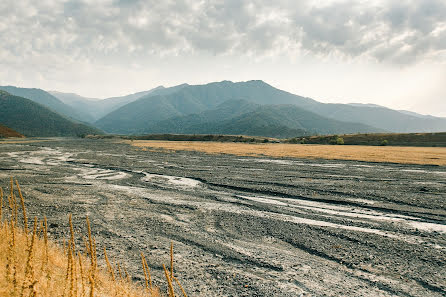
xmin=0 ymin=125 xmax=24 ymax=138
xmin=127 ymin=140 xmax=446 ymax=166
xmin=0 ymin=179 xmax=186 ymax=297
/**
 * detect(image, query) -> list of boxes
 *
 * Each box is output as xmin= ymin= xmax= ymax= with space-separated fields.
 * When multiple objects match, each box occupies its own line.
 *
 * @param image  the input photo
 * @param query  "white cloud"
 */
xmin=0 ymin=0 xmax=445 ymax=116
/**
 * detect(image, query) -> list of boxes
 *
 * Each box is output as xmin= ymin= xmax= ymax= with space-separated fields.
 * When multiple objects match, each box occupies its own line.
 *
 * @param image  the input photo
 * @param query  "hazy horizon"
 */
xmin=1 ymin=0 xmax=445 ymax=117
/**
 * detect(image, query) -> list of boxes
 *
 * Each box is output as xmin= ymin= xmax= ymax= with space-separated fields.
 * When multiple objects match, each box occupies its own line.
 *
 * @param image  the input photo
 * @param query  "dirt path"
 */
xmin=0 ymin=139 xmax=445 ymax=296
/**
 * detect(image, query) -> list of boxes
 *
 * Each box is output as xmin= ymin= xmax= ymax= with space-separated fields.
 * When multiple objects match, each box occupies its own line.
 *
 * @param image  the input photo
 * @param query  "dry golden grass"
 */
xmin=127 ymin=140 xmax=446 ymax=166
xmin=0 ymin=179 xmax=188 ymax=297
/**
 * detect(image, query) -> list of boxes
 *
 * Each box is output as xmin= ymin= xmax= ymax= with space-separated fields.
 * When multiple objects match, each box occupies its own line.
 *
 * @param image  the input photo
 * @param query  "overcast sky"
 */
xmin=1 ymin=0 xmax=445 ymax=116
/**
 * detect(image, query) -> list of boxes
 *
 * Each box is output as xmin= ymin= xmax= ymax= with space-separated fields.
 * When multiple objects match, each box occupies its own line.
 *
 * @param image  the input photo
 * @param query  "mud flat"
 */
xmin=0 ymin=138 xmax=445 ymax=296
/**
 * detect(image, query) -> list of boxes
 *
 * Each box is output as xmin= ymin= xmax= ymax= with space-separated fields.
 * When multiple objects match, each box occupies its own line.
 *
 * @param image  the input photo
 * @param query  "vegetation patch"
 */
xmin=127 ymin=140 xmax=446 ymax=166
xmin=287 ymin=132 xmax=446 ymax=147
xmin=0 ymin=179 xmax=188 ymax=297
xmin=0 ymin=124 xmax=24 ymax=139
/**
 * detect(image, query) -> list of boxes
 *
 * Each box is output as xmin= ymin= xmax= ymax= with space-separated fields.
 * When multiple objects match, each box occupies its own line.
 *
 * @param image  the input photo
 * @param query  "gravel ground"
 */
xmin=0 ymin=138 xmax=445 ymax=297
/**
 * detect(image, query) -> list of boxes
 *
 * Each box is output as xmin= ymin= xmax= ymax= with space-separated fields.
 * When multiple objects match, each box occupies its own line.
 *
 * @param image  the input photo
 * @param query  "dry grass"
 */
xmin=127 ymin=140 xmax=446 ymax=166
xmin=0 ymin=124 xmax=24 ymax=138
xmin=0 ymin=179 xmax=188 ymax=297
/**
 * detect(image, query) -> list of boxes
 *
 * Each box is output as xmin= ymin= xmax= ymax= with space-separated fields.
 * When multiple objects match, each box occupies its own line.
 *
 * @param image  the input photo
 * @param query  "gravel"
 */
xmin=0 ymin=138 xmax=445 ymax=297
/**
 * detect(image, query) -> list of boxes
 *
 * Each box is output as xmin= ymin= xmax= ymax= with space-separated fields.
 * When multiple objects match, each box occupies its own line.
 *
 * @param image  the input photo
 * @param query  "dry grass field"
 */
xmin=0 ymin=125 xmax=24 ymax=139
xmin=0 ymin=179 xmax=186 ymax=297
xmin=127 ymin=140 xmax=446 ymax=166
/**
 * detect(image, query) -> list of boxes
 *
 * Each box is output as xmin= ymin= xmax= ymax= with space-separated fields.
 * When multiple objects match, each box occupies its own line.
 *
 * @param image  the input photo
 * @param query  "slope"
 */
xmin=148 ymin=100 xmax=382 ymax=138
xmin=0 ymin=86 xmax=91 ymax=122
xmin=50 ymin=84 xmax=186 ymax=122
xmin=0 ymin=124 xmax=24 ymax=138
xmin=0 ymin=91 xmax=103 ymax=137
xmin=95 ymin=81 xmax=384 ymax=135
xmin=304 ymin=103 xmax=446 ymax=133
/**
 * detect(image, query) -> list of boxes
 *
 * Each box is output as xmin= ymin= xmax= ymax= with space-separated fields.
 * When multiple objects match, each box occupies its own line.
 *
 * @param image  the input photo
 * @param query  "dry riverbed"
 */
xmin=0 ymin=138 xmax=445 ymax=296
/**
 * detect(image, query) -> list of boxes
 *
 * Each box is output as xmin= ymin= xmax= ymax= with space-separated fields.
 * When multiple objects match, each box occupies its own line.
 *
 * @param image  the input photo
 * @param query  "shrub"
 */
xmin=380 ymin=140 xmax=388 ymax=146
xmin=336 ymin=137 xmax=345 ymax=145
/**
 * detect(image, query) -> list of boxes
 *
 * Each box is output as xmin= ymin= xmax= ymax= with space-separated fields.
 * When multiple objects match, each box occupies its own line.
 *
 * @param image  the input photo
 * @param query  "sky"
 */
xmin=0 ymin=0 xmax=445 ymax=116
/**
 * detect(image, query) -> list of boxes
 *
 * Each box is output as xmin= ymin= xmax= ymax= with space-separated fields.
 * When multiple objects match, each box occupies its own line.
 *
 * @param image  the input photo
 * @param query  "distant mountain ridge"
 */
xmin=49 ymin=84 xmax=187 ymax=122
xmin=3 ymin=80 xmax=446 ymax=138
xmin=147 ymin=99 xmax=382 ymax=138
xmin=0 ymin=90 xmax=103 ymax=137
xmin=0 ymin=86 xmax=91 ymax=122
xmin=93 ymin=80 xmax=445 ymax=137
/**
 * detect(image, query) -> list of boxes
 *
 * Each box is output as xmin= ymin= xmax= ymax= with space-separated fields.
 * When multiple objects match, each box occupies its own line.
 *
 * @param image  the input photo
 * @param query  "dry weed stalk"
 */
xmin=78 ymin=253 xmax=86 ymax=297
xmin=15 ymin=180 xmax=28 ymax=234
xmin=170 ymin=242 xmax=174 ymax=280
xmin=7 ymin=219 xmax=18 ymax=296
xmin=69 ymin=214 xmax=76 ymax=255
xmin=86 ymin=216 xmax=96 ymax=297
xmin=1 ymin=179 xmax=190 ymax=297
xmin=173 ymin=276 xmax=188 ymax=297
xmin=116 ymin=263 xmax=123 ymax=280
xmin=0 ymin=187 xmax=3 ymax=223
xmin=141 ymin=252 xmax=150 ymax=294
xmin=104 ymin=247 xmax=115 ymax=281
xmin=163 ymin=264 xmax=175 ymax=297
xmin=41 ymin=216 xmax=50 ymax=281
xmin=88 ymin=273 xmax=94 ymax=297
xmin=20 ymin=217 xmax=38 ymax=297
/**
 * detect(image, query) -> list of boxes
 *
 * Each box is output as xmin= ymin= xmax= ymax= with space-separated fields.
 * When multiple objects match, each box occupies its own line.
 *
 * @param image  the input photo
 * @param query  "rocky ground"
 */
xmin=0 ymin=138 xmax=445 ymax=297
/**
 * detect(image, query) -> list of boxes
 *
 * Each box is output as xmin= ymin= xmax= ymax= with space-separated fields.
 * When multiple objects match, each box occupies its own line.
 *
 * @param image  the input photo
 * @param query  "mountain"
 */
xmin=147 ymin=100 xmax=381 ymax=138
xmin=48 ymin=91 xmax=101 ymax=122
xmin=0 ymin=124 xmax=24 ymax=138
xmin=94 ymin=80 xmax=385 ymax=135
xmin=95 ymin=81 xmax=312 ymax=133
xmin=49 ymin=85 xmax=185 ymax=122
xmin=0 ymin=90 xmax=103 ymax=137
xmin=101 ymin=80 xmax=446 ymax=135
xmin=302 ymin=103 xmax=446 ymax=133
xmin=0 ymin=86 xmax=91 ymax=122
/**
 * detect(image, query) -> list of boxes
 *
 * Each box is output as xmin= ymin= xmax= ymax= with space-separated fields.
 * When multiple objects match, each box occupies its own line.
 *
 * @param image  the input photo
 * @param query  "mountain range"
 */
xmin=1 ymin=80 xmax=445 ymax=138
xmin=0 ymin=90 xmax=102 ymax=137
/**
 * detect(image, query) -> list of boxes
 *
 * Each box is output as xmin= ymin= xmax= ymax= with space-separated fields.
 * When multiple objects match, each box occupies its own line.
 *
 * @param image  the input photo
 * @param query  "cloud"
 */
xmin=0 ymin=0 xmax=445 ymax=67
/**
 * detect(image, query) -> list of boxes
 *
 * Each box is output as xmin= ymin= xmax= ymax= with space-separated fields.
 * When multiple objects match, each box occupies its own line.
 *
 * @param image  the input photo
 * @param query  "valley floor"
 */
xmin=0 ymin=138 xmax=445 ymax=296
xmin=127 ymin=140 xmax=446 ymax=166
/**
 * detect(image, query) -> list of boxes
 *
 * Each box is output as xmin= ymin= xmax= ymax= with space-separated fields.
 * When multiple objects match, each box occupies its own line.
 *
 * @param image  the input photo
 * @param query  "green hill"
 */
xmin=49 ymin=85 xmax=184 ymax=122
xmin=0 ymin=90 xmax=103 ymax=137
xmin=147 ymin=100 xmax=381 ymax=138
xmin=95 ymin=80 xmax=446 ymax=136
xmin=0 ymin=86 xmax=93 ymax=122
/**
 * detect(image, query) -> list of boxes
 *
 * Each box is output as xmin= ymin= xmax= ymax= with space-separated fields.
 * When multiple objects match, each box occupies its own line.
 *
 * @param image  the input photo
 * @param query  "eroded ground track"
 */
xmin=0 ymin=138 xmax=445 ymax=296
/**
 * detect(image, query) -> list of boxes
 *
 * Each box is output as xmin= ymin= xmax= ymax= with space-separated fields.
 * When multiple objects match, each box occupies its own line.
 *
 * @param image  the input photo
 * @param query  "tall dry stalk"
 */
xmin=86 ymin=216 xmax=95 ymax=297
xmin=7 ymin=219 xmax=18 ymax=296
xmin=141 ymin=252 xmax=150 ymax=293
xmin=163 ymin=264 xmax=175 ymax=297
xmin=78 ymin=253 xmax=86 ymax=297
xmin=104 ymin=247 xmax=115 ymax=281
xmin=170 ymin=242 xmax=174 ymax=280
xmin=116 ymin=263 xmax=123 ymax=280
xmin=0 ymin=187 xmax=3 ymax=223
xmin=15 ymin=180 xmax=28 ymax=234
xmin=20 ymin=217 xmax=38 ymax=297
xmin=41 ymin=216 xmax=50 ymax=281
xmin=89 ymin=273 xmax=95 ymax=297
xmin=173 ymin=276 xmax=188 ymax=297
xmin=86 ymin=217 xmax=94 ymax=268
